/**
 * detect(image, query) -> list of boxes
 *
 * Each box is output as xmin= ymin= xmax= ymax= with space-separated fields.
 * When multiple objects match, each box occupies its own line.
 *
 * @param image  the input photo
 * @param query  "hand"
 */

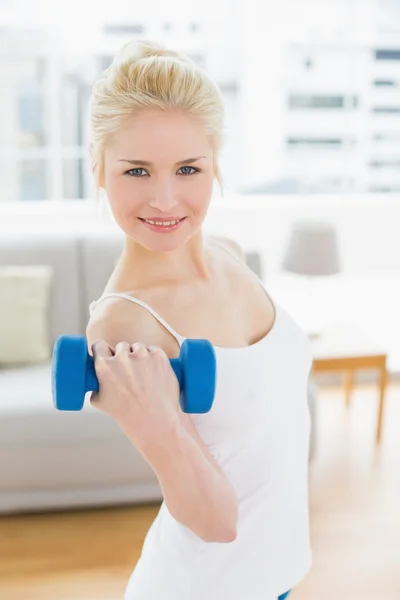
xmin=90 ymin=340 xmax=181 ymax=450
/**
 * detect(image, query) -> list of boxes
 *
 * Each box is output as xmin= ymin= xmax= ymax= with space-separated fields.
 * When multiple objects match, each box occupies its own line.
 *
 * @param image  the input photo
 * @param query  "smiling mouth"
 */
xmin=139 ymin=217 xmax=186 ymax=226
xmin=138 ymin=217 xmax=187 ymax=231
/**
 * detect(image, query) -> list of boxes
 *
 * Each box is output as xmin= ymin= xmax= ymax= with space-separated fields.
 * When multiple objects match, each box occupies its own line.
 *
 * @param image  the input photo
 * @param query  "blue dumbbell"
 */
xmin=51 ymin=335 xmax=216 ymax=414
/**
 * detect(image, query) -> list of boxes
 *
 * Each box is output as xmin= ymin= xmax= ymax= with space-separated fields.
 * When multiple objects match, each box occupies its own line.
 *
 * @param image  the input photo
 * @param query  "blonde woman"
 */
xmin=86 ymin=40 xmax=312 ymax=600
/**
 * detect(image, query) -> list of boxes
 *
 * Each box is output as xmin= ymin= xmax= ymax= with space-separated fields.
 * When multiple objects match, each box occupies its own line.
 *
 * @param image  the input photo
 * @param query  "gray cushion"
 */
xmin=0 ymin=233 xmax=81 ymax=346
xmin=245 ymin=250 xmax=263 ymax=279
xmin=0 ymin=363 xmax=111 ymax=440
xmin=78 ymin=232 xmax=125 ymax=329
xmin=0 ymin=364 xmax=158 ymax=490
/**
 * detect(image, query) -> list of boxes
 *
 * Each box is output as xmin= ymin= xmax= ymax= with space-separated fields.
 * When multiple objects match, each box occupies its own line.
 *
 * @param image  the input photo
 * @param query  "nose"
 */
xmin=147 ymin=179 xmax=179 ymax=214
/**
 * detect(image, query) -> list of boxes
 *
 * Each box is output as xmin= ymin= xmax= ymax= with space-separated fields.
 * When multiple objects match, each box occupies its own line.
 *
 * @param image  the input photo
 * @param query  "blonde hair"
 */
xmin=88 ymin=40 xmax=226 ymax=198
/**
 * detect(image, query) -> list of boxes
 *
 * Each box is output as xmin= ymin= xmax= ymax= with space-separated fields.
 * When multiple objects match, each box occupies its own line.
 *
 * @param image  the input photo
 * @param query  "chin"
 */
xmin=126 ymin=229 xmax=190 ymax=252
xmin=120 ymin=216 xmax=204 ymax=251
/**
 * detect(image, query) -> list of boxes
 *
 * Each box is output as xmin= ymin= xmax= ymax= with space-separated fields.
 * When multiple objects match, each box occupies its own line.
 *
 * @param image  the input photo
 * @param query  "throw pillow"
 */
xmin=0 ymin=265 xmax=53 ymax=366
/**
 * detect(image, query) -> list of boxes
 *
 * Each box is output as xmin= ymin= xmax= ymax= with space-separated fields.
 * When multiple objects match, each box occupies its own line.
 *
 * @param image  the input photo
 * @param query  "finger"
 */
xmin=115 ymin=341 xmax=131 ymax=355
xmin=147 ymin=345 xmax=167 ymax=358
xmin=91 ymin=340 xmax=113 ymax=360
xmin=130 ymin=342 xmax=149 ymax=358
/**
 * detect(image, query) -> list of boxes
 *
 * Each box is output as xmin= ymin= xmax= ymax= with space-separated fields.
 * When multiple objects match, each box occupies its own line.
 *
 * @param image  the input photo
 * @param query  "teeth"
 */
xmin=144 ymin=219 xmax=180 ymax=226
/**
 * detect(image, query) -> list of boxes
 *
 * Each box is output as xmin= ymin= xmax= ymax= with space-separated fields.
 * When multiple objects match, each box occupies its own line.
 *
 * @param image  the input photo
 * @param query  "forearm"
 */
xmin=129 ymin=422 xmax=238 ymax=543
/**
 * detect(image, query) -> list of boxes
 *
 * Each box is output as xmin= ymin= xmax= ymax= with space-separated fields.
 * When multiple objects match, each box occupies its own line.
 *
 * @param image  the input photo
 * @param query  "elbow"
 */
xmin=204 ymin=525 xmax=237 ymax=544
xmin=220 ymin=526 xmax=238 ymax=543
xmin=202 ymin=510 xmax=238 ymax=543
xmin=213 ymin=496 xmax=239 ymax=543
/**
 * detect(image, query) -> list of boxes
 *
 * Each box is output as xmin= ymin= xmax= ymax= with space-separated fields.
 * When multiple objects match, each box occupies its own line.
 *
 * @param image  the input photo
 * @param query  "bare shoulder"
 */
xmin=86 ymin=296 xmax=179 ymax=357
xmin=208 ymin=235 xmax=246 ymax=263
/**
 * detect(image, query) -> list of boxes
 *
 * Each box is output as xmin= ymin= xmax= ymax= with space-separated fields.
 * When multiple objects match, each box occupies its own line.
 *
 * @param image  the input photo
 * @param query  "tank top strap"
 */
xmin=89 ymin=293 xmax=186 ymax=347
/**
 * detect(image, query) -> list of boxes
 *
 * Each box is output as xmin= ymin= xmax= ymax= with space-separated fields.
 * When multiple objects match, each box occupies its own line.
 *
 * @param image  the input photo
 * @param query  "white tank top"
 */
xmin=89 ymin=245 xmax=313 ymax=600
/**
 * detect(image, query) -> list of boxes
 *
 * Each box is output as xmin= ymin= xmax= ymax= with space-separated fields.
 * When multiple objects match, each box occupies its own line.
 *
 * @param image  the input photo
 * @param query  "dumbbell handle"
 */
xmin=85 ymin=354 xmax=183 ymax=395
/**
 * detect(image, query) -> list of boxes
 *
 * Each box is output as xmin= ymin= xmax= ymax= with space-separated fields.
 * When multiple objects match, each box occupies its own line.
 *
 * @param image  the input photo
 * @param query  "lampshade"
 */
xmin=281 ymin=220 xmax=341 ymax=276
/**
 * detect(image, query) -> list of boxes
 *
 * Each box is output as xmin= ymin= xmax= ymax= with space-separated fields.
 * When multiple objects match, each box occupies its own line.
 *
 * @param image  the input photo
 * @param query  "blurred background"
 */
xmin=2 ymin=0 xmax=400 ymax=199
xmin=0 ymin=1 xmax=399 ymax=599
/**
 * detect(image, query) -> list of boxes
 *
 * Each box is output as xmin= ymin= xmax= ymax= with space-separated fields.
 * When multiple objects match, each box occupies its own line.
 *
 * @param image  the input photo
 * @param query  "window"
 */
xmin=63 ymin=158 xmax=88 ymax=200
xmin=372 ymin=133 xmax=400 ymax=141
xmin=373 ymin=79 xmax=396 ymax=86
xmin=369 ymin=185 xmax=400 ymax=192
xmin=18 ymin=160 xmax=48 ymax=201
xmin=286 ymin=138 xmax=348 ymax=148
xmin=103 ymin=24 xmax=145 ymax=35
xmin=2 ymin=6 xmax=400 ymax=202
xmin=100 ymin=55 xmax=114 ymax=71
xmin=288 ymin=95 xmax=358 ymax=109
xmin=372 ymin=107 xmax=400 ymax=114
xmin=369 ymin=160 xmax=400 ymax=168
xmin=187 ymin=54 xmax=206 ymax=68
xmin=17 ymin=84 xmax=46 ymax=147
xmin=375 ymin=49 xmax=400 ymax=60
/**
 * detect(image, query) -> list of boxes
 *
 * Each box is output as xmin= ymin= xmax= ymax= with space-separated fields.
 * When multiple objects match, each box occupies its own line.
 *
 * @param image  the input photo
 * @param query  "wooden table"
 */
xmin=311 ymin=323 xmax=388 ymax=444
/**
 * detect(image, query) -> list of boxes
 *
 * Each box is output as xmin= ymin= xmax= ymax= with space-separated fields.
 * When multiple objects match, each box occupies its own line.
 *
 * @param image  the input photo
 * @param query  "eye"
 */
xmin=178 ymin=166 xmax=200 ymax=176
xmin=125 ymin=168 xmax=147 ymax=177
xmin=124 ymin=166 xmax=201 ymax=177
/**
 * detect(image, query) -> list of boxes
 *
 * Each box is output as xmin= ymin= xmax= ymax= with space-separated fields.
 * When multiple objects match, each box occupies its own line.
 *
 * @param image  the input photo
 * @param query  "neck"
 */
xmin=117 ymin=231 xmax=214 ymax=290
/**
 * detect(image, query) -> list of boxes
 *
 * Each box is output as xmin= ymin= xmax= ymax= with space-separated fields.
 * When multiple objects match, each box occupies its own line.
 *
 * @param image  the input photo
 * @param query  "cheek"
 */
xmin=106 ymin=176 xmax=137 ymax=211
xmin=190 ymin=177 xmax=214 ymax=213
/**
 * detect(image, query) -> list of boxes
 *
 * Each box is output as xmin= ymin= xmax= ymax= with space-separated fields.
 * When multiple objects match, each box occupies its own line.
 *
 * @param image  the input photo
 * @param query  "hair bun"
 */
xmin=118 ymin=40 xmax=184 ymax=63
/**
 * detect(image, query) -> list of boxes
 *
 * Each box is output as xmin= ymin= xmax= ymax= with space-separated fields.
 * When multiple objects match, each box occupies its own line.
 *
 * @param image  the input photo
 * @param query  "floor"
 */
xmin=293 ymin=381 xmax=400 ymax=600
xmin=0 ymin=382 xmax=399 ymax=600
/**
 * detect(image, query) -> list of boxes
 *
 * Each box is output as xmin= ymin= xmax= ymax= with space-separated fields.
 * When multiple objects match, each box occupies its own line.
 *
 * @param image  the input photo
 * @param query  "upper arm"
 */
xmin=86 ymin=299 xmax=175 ymax=357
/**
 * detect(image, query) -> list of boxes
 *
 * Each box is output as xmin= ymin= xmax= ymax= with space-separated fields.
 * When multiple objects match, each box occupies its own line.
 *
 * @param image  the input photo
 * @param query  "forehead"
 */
xmin=106 ymin=110 xmax=211 ymax=160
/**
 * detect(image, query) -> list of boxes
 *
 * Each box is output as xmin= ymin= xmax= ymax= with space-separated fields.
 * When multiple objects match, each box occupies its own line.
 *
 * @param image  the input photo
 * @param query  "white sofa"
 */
xmin=0 ymin=231 xmax=317 ymax=514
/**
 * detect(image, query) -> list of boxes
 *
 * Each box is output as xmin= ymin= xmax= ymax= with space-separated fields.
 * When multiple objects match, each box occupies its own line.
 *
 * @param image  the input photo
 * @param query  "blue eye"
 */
xmin=124 ymin=166 xmax=200 ymax=177
xmin=126 ymin=168 xmax=147 ymax=177
xmin=179 ymin=166 xmax=199 ymax=176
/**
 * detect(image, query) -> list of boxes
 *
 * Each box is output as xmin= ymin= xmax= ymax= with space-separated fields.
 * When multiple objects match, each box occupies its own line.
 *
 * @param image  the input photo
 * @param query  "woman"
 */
xmin=86 ymin=40 xmax=312 ymax=600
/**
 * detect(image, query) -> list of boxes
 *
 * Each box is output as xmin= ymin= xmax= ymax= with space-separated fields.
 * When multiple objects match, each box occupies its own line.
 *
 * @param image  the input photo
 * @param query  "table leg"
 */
xmin=344 ymin=370 xmax=353 ymax=409
xmin=376 ymin=366 xmax=388 ymax=444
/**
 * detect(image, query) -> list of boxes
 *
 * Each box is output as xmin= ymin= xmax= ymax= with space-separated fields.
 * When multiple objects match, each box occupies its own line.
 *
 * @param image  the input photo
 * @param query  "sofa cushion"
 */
xmin=78 ymin=232 xmax=125 ymax=328
xmin=0 ymin=363 xmax=119 ymax=441
xmin=0 ymin=233 xmax=82 ymax=345
xmin=0 ymin=265 xmax=53 ymax=366
xmin=0 ymin=363 xmax=159 ymax=494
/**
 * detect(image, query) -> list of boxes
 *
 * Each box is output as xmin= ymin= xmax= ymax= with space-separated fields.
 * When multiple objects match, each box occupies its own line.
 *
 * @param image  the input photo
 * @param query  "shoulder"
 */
xmin=86 ymin=296 xmax=178 ymax=357
xmin=208 ymin=235 xmax=246 ymax=263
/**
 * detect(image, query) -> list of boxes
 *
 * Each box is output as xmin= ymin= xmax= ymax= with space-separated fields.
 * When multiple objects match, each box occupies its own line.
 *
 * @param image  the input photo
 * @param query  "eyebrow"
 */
xmin=117 ymin=156 xmax=207 ymax=166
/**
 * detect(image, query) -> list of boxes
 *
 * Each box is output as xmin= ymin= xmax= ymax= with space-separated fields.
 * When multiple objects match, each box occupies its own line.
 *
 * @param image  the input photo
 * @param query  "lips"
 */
xmin=139 ymin=217 xmax=184 ymax=223
xmin=139 ymin=218 xmax=184 ymax=225
xmin=139 ymin=217 xmax=187 ymax=232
